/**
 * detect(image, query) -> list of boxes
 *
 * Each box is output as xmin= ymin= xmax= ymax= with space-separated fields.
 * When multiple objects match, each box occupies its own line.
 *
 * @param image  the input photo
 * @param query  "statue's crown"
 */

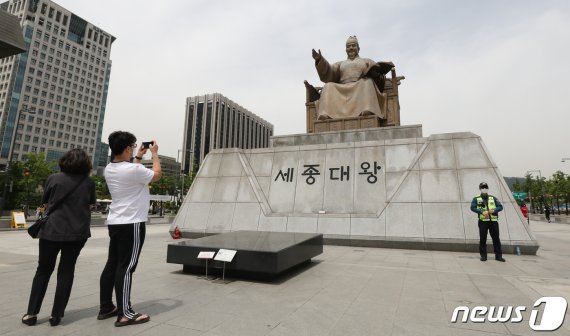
xmin=346 ymin=35 xmax=359 ymax=45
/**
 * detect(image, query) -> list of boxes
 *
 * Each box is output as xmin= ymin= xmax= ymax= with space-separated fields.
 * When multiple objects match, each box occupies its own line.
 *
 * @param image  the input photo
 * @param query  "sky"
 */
xmin=52 ymin=0 xmax=570 ymax=178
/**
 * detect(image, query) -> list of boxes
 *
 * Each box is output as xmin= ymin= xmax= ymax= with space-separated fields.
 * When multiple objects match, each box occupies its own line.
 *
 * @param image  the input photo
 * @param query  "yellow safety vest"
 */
xmin=476 ymin=196 xmax=498 ymax=221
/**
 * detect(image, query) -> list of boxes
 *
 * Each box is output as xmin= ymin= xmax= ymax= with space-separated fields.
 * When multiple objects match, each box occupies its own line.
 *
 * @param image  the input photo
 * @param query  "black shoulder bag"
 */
xmin=27 ymin=176 xmax=88 ymax=238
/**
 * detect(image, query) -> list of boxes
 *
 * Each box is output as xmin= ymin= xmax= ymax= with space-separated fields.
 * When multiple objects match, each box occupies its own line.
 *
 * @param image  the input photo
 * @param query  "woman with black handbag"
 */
xmin=21 ymin=148 xmax=96 ymax=326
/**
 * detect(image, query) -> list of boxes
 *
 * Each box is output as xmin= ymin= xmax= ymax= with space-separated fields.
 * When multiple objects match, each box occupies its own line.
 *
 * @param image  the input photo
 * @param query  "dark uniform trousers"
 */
xmin=478 ymin=220 xmax=502 ymax=258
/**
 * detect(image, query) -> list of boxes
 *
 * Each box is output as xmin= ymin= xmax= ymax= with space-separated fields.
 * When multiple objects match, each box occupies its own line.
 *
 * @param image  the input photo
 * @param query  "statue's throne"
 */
xmin=305 ymin=67 xmax=404 ymax=133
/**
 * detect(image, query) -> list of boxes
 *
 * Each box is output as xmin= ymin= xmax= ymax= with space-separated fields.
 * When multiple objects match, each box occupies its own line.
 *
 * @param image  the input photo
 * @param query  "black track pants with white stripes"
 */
xmin=99 ymin=222 xmax=145 ymax=319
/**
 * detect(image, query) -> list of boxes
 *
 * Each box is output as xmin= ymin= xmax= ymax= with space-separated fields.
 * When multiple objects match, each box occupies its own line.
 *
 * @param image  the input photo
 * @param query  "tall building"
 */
xmin=182 ymin=93 xmax=273 ymax=174
xmin=0 ymin=0 xmax=114 ymax=169
xmin=96 ymin=141 xmax=108 ymax=166
xmin=141 ymin=154 xmax=180 ymax=176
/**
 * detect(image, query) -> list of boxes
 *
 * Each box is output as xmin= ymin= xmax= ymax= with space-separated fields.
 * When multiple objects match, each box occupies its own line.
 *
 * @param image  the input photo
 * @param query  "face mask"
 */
xmin=480 ymin=188 xmax=488 ymax=194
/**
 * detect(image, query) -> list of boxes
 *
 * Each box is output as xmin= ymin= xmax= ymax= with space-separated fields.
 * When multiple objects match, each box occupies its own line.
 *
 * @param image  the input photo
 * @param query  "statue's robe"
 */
xmin=315 ymin=56 xmax=386 ymax=120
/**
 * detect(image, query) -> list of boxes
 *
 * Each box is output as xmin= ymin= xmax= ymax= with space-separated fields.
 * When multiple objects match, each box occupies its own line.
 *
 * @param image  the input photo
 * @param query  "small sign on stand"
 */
xmin=213 ymin=249 xmax=237 ymax=283
xmin=197 ymin=251 xmax=215 ymax=280
xmin=11 ymin=212 xmax=27 ymax=229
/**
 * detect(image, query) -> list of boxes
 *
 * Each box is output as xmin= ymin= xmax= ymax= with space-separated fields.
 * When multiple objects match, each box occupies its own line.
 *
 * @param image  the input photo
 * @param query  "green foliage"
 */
xmin=91 ymin=175 xmax=110 ymax=200
xmin=0 ymin=153 xmax=200 ymax=214
xmin=147 ymin=170 xmax=196 ymax=213
xmin=513 ymin=171 xmax=570 ymax=214
xmin=1 ymin=153 xmax=58 ymax=211
xmin=149 ymin=174 xmax=178 ymax=195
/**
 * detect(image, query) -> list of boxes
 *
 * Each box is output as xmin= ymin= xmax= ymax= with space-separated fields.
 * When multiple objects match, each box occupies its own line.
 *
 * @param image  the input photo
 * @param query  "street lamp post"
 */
xmin=178 ymin=173 xmax=186 ymax=206
xmin=159 ymin=182 xmax=164 ymax=217
xmin=526 ymin=169 xmax=545 ymax=214
xmin=24 ymin=169 xmax=30 ymax=218
xmin=558 ymin=159 xmax=569 ymax=215
xmin=177 ymin=149 xmax=194 ymax=175
xmin=564 ymin=192 xmax=569 ymax=216
xmin=177 ymin=149 xmax=193 ymax=205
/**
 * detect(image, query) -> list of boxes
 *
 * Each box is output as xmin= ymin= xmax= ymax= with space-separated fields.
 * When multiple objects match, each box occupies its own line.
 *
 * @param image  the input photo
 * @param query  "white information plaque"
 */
xmin=214 ymin=249 xmax=237 ymax=262
xmin=197 ymin=251 xmax=215 ymax=259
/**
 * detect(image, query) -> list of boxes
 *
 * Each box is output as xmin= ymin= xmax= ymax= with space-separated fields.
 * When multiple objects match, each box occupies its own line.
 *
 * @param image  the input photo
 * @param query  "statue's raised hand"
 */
xmin=312 ymin=49 xmax=322 ymax=62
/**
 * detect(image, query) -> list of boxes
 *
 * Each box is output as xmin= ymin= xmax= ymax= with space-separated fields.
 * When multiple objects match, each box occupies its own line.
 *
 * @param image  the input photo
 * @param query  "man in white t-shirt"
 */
xmin=98 ymin=131 xmax=162 ymax=327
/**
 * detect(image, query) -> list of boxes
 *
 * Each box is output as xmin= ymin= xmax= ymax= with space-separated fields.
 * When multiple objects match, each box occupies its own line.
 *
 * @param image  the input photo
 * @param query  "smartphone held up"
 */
xmin=142 ymin=141 xmax=154 ymax=149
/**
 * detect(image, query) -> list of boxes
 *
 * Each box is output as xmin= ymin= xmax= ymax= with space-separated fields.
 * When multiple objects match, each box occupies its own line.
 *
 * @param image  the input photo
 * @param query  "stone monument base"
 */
xmin=172 ymin=125 xmax=539 ymax=255
xmin=270 ymin=124 xmax=422 ymax=147
xmin=313 ymin=115 xmax=382 ymax=133
xmin=166 ymin=231 xmax=323 ymax=280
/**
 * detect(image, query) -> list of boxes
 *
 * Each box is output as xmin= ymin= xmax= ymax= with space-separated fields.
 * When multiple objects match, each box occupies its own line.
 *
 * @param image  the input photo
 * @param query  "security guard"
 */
xmin=470 ymin=182 xmax=506 ymax=262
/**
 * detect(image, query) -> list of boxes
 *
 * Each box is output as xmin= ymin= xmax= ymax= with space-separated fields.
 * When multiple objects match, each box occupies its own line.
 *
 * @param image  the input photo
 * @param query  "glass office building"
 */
xmin=0 ymin=0 xmax=114 ymax=169
xmin=182 ymin=93 xmax=274 ymax=174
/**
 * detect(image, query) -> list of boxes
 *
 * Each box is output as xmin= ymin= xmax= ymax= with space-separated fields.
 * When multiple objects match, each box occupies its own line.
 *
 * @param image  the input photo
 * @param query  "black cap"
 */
xmin=479 ymin=182 xmax=489 ymax=189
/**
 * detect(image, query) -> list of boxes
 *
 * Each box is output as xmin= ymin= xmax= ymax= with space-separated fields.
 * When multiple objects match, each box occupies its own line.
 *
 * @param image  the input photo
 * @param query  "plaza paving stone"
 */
xmin=0 ymin=220 xmax=568 ymax=335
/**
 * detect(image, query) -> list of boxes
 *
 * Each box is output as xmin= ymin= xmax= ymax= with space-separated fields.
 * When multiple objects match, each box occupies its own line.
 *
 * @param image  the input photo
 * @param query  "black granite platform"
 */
xmin=167 ymin=231 xmax=323 ymax=280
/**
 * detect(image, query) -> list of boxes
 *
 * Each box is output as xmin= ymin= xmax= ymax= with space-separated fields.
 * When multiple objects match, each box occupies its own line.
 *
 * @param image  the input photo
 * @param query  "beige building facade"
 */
xmin=141 ymin=154 xmax=180 ymax=176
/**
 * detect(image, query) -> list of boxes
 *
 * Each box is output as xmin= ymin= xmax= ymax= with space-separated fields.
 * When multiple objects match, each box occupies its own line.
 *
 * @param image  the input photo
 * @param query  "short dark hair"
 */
xmin=108 ymin=131 xmax=136 ymax=155
xmin=59 ymin=148 xmax=92 ymax=175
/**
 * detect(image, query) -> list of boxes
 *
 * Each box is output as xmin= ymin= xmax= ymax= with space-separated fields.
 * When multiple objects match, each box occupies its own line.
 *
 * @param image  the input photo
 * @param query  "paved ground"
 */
xmin=0 ymin=220 xmax=568 ymax=335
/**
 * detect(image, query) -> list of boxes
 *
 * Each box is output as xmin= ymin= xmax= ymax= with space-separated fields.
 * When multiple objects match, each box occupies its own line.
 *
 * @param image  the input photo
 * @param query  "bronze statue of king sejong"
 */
xmin=306 ymin=36 xmax=397 ymax=123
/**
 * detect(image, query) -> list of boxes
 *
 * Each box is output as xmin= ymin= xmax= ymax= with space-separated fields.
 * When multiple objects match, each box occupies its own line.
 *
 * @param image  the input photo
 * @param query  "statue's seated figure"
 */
xmin=305 ymin=36 xmax=403 ymax=133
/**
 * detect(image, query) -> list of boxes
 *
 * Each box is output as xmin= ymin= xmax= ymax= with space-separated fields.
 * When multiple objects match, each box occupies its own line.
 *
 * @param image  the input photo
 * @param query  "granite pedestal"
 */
xmin=172 ymin=126 xmax=539 ymax=255
xmin=167 ymin=231 xmax=323 ymax=280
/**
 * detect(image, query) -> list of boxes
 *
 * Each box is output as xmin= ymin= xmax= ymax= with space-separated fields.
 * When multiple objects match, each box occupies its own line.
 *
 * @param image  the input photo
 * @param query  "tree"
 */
xmin=91 ymin=175 xmax=110 ymax=200
xmin=517 ymin=170 xmax=570 ymax=216
xmin=149 ymin=174 xmax=178 ymax=196
xmin=512 ymin=180 xmax=522 ymax=193
xmin=148 ymin=174 xmax=179 ymax=216
xmin=2 ymin=153 xmax=57 ymax=212
xmin=549 ymin=171 xmax=569 ymax=215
